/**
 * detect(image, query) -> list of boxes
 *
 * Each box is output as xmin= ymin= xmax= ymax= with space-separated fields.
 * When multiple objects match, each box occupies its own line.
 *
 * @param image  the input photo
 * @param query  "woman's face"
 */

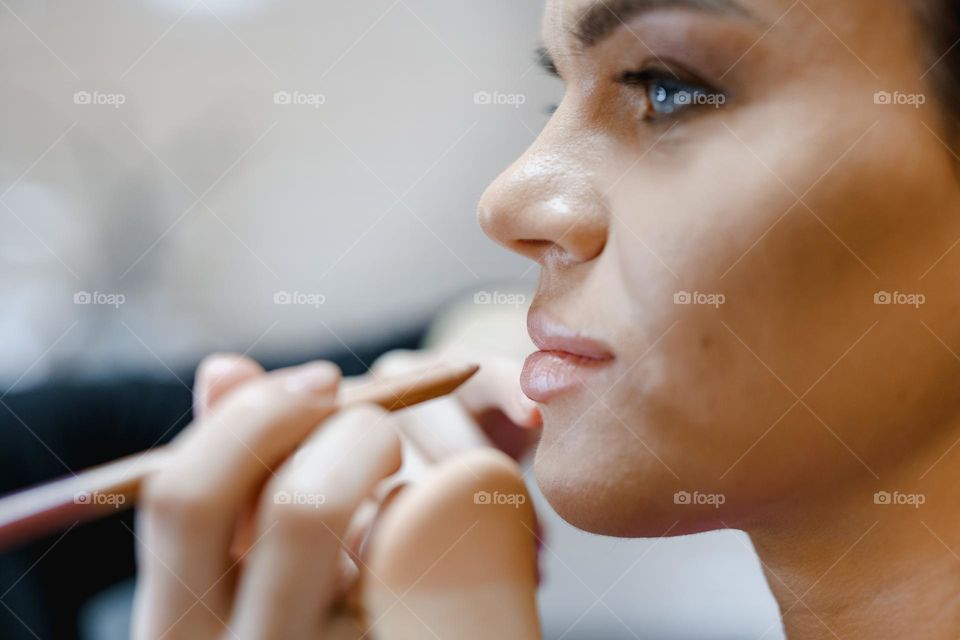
xmin=479 ymin=0 xmax=960 ymax=537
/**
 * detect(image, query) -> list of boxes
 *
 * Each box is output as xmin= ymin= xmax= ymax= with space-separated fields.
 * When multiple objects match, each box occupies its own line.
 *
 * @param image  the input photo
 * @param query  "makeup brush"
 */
xmin=0 ymin=363 xmax=479 ymax=551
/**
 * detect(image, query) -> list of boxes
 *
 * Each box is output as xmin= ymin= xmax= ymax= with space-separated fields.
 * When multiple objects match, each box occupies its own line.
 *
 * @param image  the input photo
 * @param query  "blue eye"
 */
xmin=622 ymin=69 xmax=726 ymax=119
xmin=648 ymin=77 xmax=710 ymax=115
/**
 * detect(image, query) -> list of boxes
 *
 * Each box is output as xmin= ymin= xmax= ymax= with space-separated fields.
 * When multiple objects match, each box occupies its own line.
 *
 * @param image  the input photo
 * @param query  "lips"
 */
xmin=521 ymin=310 xmax=614 ymax=403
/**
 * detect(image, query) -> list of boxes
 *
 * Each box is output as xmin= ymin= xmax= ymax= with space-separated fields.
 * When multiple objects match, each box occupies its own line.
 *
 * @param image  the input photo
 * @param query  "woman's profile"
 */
xmin=130 ymin=0 xmax=960 ymax=637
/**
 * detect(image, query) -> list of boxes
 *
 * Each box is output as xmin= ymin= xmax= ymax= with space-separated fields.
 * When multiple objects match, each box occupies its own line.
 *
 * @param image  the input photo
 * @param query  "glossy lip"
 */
xmin=521 ymin=310 xmax=615 ymax=403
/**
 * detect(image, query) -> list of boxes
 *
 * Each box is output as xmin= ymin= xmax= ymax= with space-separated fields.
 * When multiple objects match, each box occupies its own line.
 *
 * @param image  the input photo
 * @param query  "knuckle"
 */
xmin=339 ymin=406 xmax=401 ymax=446
xmin=339 ymin=403 xmax=390 ymax=424
xmin=139 ymin=475 xmax=217 ymax=530
xmin=334 ymin=406 xmax=402 ymax=470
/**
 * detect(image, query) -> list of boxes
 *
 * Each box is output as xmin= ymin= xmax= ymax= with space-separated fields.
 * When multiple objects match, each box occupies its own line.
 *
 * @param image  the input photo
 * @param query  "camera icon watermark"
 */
xmin=74 ymin=291 xmax=125 ymax=308
xmin=873 ymin=490 xmax=925 ymax=508
xmin=273 ymin=490 xmax=326 ymax=508
xmin=73 ymin=491 xmax=127 ymax=508
xmin=673 ymin=490 xmax=726 ymax=509
xmin=273 ymin=90 xmax=326 ymax=108
xmin=873 ymin=291 xmax=925 ymax=308
xmin=473 ymin=90 xmax=527 ymax=109
xmin=73 ymin=90 xmax=126 ymax=108
xmin=674 ymin=90 xmax=726 ymax=108
xmin=873 ymin=91 xmax=926 ymax=108
xmin=674 ymin=291 xmax=725 ymax=308
xmin=473 ymin=490 xmax=527 ymax=508
xmin=273 ymin=290 xmax=326 ymax=308
xmin=473 ymin=290 xmax=527 ymax=308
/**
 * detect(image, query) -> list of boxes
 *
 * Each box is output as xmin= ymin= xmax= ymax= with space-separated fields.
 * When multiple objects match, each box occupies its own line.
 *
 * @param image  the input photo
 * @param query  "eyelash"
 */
xmin=542 ymin=66 xmax=727 ymax=121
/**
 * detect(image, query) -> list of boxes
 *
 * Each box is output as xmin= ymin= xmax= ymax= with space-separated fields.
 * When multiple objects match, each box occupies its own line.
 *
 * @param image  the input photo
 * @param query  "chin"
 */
xmin=530 ymin=417 xmax=714 ymax=538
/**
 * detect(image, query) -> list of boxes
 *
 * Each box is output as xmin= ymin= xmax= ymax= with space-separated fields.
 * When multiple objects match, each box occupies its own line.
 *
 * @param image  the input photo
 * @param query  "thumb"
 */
xmin=361 ymin=449 xmax=541 ymax=639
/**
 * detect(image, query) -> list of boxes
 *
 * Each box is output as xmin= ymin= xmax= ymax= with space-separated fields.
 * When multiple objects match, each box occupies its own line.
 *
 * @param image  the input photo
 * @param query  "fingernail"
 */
xmin=199 ymin=353 xmax=244 ymax=386
xmin=195 ymin=354 xmax=243 ymax=414
xmin=285 ymin=362 xmax=341 ymax=393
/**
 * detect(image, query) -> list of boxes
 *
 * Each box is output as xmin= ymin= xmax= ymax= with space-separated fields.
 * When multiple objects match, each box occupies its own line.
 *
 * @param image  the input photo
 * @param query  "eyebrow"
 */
xmin=574 ymin=0 xmax=753 ymax=47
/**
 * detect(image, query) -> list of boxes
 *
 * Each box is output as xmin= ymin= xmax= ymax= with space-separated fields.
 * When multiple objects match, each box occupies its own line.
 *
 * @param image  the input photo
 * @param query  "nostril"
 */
xmin=513 ymin=239 xmax=553 ymax=258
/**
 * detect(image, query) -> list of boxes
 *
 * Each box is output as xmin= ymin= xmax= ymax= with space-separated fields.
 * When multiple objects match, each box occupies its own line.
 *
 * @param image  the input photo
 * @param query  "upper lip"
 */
xmin=527 ymin=309 xmax=614 ymax=361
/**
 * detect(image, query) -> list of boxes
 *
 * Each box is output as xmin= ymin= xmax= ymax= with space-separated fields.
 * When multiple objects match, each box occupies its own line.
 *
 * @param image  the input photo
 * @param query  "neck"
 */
xmin=748 ymin=430 xmax=960 ymax=639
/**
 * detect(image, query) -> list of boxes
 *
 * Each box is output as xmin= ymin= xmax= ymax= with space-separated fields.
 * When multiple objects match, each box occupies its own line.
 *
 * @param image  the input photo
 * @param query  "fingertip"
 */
xmin=370 ymin=349 xmax=421 ymax=378
xmin=195 ymin=353 xmax=264 ymax=417
xmin=513 ymin=390 xmax=543 ymax=429
xmin=283 ymin=361 xmax=342 ymax=395
xmin=198 ymin=353 xmax=261 ymax=382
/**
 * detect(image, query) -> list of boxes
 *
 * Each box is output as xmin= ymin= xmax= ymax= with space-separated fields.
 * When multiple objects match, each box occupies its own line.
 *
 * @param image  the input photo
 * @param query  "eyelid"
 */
xmin=618 ymin=60 xmax=720 ymax=94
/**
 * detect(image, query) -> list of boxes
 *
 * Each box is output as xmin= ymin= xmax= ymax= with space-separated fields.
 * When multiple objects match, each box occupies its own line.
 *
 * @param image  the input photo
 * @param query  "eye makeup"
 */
xmin=536 ymin=8 xmax=769 ymax=134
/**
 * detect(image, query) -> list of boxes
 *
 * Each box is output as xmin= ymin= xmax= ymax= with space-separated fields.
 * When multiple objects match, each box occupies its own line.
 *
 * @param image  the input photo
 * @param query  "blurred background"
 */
xmin=0 ymin=0 xmax=782 ymax=637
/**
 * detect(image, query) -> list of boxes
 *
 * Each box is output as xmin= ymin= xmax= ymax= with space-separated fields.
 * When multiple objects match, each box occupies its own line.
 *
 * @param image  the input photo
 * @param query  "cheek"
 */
xmin=586 ymin=122 xmax=960 ymax=502
xmin=608 ymin=115 xmax=958 ymax=393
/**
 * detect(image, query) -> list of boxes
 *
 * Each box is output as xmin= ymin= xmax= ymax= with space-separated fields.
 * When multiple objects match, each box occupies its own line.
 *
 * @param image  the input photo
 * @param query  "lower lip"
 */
xmin=521 ymin=351 xmax=612 ymax=402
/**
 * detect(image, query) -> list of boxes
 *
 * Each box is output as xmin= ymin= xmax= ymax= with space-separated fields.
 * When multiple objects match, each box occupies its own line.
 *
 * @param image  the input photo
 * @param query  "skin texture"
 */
xmin=479 ymin=0 xmax=960 ymax=637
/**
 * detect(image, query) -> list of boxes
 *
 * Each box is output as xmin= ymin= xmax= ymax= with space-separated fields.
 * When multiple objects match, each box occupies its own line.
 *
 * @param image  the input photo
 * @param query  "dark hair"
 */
xmin=922 ymin=1 xmax=960 ymax=138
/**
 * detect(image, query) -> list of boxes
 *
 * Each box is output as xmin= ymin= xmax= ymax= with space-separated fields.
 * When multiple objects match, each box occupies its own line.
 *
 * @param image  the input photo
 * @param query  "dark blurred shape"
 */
xmin=0 ymin=325 xmax=425 ymax=640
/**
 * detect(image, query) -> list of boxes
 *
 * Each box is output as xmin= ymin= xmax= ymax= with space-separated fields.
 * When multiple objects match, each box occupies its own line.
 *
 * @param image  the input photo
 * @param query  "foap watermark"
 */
xmin=474 ymin=490 xmax=527 ymax=508
xmin=674 ymin=90 xmax=726 ymax=108
xmin=873 ymin=91 xmax=926 ymax=108
xmin=874 ymin=291 xmax=925 ymax=308
xmin=73 ymin=90 xmax=126 ymax=108
xmin=674 ymin=291 xmax=725 ymax=308
xmin=474 ymin=90 xmax=526 ymax=108
xmin=274 ymin=290 xmax=326 ymax=308
xmin=74 ymin=291 xmax=125 ymax=308
xmin=674 ymin=490 xmax=726 ymax=509
xmin=873 ymin=490 xmax=925 ymax=508
xmin=273 ymin=490 xmax=326 ymax=508
xmin=474 ymin=290 xmax=527 ymax=308
xmin=273 ymin=90 xmax=326 ymax=108
xmin=74 ymin=491 xmax=126 ymax=508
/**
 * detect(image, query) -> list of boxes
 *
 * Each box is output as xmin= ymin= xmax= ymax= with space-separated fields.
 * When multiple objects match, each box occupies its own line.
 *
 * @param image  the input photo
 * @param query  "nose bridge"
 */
xmin=478 ymin=117 xmax=609 ymax=263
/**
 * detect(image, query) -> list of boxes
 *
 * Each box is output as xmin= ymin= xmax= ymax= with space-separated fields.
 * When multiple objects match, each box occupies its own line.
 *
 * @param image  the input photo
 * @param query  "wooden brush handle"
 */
xmin=0 ymin=363 xmax=478 ymax=551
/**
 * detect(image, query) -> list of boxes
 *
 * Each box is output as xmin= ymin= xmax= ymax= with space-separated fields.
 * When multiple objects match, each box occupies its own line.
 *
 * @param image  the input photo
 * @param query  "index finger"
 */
xmin=134 ymin=362 xmax=341 ymax=638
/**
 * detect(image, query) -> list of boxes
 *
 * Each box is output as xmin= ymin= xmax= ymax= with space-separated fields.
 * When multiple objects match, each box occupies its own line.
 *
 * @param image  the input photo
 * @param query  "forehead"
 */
xmin=541 ymin=0 xmax=890 ymax=46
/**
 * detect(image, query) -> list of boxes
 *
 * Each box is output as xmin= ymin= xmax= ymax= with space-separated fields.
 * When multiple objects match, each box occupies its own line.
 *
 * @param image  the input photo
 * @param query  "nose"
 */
xmin=478 ymin=117 xmax=608 ymax=265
